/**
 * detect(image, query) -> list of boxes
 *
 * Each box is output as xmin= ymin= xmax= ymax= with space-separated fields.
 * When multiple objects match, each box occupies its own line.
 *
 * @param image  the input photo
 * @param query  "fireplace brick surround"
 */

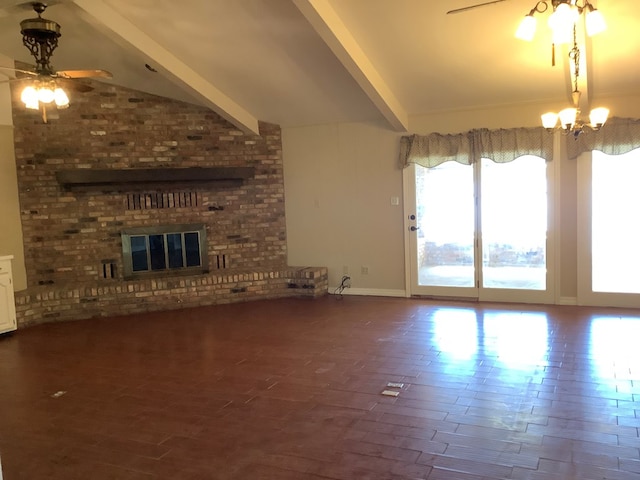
xmin=11 ymin=79 xmax=327 ymax=327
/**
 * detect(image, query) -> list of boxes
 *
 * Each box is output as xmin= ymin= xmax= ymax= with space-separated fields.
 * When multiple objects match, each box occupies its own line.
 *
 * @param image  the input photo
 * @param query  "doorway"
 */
xmin=577 ymin=149 xmax=640 ymax=307
xmin=405 ymin=155 xmax=553 ymax=303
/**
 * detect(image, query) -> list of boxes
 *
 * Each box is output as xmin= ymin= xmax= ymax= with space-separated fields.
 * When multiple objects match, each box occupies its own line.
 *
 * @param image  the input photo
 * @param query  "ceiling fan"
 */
xmin=447 ymin=0 xmax=508 ymax=15
xmin=0 ymin=2 xmax=112 ymax=121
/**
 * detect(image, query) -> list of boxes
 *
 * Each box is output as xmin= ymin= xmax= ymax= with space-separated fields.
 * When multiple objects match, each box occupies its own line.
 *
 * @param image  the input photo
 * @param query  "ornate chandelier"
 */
xmin=514 ymin=1 xmax=608 ymax=135
xmin=539 ymin=26 xmax=608 ymax=136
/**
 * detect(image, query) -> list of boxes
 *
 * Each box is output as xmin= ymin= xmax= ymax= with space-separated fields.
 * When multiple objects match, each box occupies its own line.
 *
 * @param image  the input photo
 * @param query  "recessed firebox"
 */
xmin=121 ymin=224 xmax=208 ymax=279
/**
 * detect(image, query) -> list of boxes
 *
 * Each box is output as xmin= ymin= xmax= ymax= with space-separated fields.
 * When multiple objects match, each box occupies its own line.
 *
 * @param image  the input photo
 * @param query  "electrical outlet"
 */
xmin=361 ymin=266 xmax=369 ymax=275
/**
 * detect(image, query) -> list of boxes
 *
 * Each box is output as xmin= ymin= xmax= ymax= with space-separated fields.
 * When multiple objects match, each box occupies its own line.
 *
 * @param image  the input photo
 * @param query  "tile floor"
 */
xmin=0 ymin=296 xmax=638 ymax=479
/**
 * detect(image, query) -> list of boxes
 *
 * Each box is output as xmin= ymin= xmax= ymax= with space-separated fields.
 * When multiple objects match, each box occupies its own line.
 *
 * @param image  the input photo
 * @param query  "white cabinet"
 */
xmin=0 ymin=255 xmax=16 ymax=335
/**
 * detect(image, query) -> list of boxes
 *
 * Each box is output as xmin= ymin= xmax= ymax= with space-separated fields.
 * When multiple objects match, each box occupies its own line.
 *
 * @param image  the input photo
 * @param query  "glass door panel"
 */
xmin=578 ymin=149 xmax=640 ymax=306
xmin=480 ymin=156 xmax=547 ymax=290
xmin=412 ymin=161 xmax=477 ymax=297
xmin=592 ymin=151 xmax=640 ymax=294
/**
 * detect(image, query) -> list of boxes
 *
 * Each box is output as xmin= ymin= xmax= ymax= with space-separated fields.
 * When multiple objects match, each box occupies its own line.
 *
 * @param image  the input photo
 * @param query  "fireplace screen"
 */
xmin=122 ymin=224 xmax=208 ymax=278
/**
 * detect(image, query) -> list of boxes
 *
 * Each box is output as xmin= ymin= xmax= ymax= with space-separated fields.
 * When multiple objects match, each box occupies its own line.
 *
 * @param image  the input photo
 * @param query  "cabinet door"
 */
xmin=0 ymin=272 xmax=16 ymax=334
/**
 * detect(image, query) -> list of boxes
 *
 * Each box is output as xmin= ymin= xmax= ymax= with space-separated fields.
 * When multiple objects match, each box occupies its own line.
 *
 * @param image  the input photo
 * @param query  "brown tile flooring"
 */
xmin=0 ymin=296 xmax=639 ymax=479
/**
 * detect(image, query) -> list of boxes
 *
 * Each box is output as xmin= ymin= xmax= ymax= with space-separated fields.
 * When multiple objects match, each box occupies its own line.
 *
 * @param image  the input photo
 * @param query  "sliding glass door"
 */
xmin=407 ymin=155 xmax=553 ymax=303
xmin=577 ymin=149 xmax=640 ymax=307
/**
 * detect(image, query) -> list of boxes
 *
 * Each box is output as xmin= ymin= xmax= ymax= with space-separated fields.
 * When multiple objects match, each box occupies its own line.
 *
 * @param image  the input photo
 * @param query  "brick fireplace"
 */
xmin=10 ymin=79 xmax=327 ymax=327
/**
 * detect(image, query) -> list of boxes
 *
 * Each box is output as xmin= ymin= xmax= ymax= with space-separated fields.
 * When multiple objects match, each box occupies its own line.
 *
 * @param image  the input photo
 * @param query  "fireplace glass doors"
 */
xmin=122 ymin=224 xmax=208 ymax=278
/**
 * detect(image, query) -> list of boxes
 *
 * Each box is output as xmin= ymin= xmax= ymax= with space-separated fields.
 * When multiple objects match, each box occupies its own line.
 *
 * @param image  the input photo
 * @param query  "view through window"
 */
xmin=415 ymin=155 xmax=547 ymax=291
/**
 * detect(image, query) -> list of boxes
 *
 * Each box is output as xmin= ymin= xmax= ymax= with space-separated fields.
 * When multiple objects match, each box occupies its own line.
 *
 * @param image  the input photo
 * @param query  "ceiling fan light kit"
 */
xmin=584 ymin=5 xmax=606 ymax=36
xmin=13 ymin=2 xmax=112 ymax=122
xmin=19 ymin=2 xmax=67 ymax=116
xmin=515 ymin=11 xmax=539 ymax=41
xmin=515 ymin=0 xmax=606 ymax=43
xmin=20 ymin=82 xmax=69 ymax=110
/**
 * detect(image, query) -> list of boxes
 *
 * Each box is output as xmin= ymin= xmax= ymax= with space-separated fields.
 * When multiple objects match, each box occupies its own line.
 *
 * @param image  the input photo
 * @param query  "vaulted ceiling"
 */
xmin=0 ymin=0 xmax=637 ymax=134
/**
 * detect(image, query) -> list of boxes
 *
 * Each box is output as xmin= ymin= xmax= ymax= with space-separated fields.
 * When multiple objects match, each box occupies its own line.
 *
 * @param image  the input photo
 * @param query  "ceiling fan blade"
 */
xmin=447 ymin=0 xmax=508 ymax=15
xmin=0 ymin=65 xmax=37 ymax=77
xmin=56 ymin=69 xmax=113 ymax=79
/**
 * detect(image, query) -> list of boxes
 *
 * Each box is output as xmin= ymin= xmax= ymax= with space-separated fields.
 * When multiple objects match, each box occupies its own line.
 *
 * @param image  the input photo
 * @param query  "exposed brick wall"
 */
xmin=10 ymin=79 xmax=326 ymax=326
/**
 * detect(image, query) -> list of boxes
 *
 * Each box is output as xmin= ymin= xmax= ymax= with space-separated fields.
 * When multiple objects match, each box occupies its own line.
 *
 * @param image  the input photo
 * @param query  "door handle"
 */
xmin=410 ymin=226 xmax=419 ymax=232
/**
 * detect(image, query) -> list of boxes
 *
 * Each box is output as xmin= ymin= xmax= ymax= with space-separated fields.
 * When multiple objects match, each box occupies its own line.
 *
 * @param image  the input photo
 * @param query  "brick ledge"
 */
xmin=15 ymin=266 xmax=328 ymax=328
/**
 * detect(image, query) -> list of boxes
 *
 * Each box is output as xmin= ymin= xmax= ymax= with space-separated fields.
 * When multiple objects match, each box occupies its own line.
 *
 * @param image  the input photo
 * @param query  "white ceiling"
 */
xmin=0 ymin=0 xmax=637 ymax=134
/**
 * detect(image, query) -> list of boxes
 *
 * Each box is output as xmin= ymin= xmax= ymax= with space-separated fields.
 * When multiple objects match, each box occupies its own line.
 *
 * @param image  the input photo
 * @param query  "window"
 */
xmin=122 ymin=224 xmax=208 ymax=278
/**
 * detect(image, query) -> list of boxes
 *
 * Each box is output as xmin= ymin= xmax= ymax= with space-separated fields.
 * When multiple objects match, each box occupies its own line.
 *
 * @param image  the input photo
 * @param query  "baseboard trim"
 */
xmin=557 ymin=296 xmax=578 ymax=305
xmin=329 ymin=287 xmax=407 ymax=298
xmin=329 ymin=289 xmax=581 ymax=305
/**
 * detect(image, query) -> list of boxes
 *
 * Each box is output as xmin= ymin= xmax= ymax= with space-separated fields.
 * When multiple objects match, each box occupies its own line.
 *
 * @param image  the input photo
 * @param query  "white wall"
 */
xmin=283 ymin=122 xmax=405 ymax=295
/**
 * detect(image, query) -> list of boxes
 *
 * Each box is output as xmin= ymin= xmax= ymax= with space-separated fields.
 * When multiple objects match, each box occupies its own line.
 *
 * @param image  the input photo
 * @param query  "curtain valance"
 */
xmin=400 ymin=126 xmax=553 ymax=169
xmin=399 ymin=131 xmax=472 ymax=168
xmin=566 ymin=117 xmax=640 ymax=159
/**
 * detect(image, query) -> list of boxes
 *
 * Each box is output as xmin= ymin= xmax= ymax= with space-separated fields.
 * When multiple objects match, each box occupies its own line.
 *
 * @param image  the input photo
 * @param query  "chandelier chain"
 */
xmin=568 ymin=24 xmax=580 ymax=96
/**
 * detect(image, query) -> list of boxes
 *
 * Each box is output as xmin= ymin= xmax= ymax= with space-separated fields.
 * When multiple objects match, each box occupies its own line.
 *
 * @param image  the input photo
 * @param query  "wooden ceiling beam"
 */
xmin=292 ymin=0 xmax=408 ymax=132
